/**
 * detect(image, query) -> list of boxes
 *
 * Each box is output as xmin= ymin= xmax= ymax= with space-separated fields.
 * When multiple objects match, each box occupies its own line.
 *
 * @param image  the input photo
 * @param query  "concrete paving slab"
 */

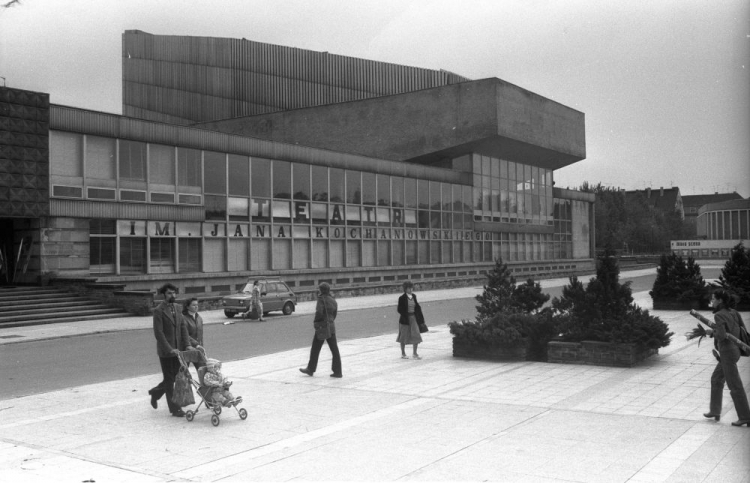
xmin=1 ymin=264 xmax=748 ymax=481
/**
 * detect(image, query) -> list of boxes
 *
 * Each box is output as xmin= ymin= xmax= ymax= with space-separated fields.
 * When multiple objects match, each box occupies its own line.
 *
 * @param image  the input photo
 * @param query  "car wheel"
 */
xmin=224 ymin=310 xmax=236 ymax=318
xmin=282 ymin=302 xmax=294 ymax=315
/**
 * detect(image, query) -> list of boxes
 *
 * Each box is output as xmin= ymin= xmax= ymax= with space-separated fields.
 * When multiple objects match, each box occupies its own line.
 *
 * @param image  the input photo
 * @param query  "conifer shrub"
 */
xmin=449 ymin=257 xmax=553 ymax=360
xmin=474 ymin=258 xmax=549 ymax=321
xmin=717 ymin=243 xmax=750 ymax=309
xmin=551 ymin=249 xmax=673 ymax=349
xmin=649 ymin=253 xmax=708 ymax=306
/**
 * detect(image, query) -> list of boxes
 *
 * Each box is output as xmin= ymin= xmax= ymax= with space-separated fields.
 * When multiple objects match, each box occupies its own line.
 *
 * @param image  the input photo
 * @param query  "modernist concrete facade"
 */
xmin=0 ymin=31 xmax=595 ymax=296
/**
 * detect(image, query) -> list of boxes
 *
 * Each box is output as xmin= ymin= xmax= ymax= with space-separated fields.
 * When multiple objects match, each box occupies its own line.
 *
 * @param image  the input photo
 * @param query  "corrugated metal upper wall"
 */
xmin=122 ymin=31 xmax=470 ymax=125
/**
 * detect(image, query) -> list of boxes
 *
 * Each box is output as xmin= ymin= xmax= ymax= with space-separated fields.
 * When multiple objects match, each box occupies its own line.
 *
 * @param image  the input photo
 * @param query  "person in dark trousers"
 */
xmin=703 ymin=289 xmax=750 ymax=426
xmin=299 ymin=282 xmax=342 ymax=378
xmin=148 ymin=283 xmax=191 ymax=417
xmin=397 ymin=281 xmax=424 ymax=359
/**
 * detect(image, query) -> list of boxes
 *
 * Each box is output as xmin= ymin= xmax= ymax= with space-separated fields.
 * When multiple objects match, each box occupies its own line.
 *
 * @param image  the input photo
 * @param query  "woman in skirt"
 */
xmin=397 ymin=281 xmax=424 ymax=359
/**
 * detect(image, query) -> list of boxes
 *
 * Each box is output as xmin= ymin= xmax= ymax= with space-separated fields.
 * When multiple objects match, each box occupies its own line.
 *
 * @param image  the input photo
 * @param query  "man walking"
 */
xmin=148 ymin=283 xmax=190 ymax=417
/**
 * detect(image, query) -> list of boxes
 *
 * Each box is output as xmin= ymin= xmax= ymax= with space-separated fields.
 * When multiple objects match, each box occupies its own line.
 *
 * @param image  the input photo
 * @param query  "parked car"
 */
xmin=221 ymin=279 xmax=297 ymax=318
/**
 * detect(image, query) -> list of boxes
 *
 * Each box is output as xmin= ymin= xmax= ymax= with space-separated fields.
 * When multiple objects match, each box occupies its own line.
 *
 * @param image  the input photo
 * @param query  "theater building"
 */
xmin=0 ymin=31 xmax=594 ymax=296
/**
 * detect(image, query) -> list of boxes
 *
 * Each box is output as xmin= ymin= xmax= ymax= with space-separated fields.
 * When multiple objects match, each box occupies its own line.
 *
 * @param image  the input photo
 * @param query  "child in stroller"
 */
xmin=200 ymin=358 xmax=242 ymax=408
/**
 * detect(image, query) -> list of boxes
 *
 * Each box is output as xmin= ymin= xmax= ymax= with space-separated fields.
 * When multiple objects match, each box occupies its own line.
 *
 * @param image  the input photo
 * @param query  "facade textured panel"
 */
xmin=0 ymin=86 xmax=50 ymax=218
xmin=50 ymin=198 xmax=205 ymax=221
xmin=122 ymin=31 xmax=470 ymax=124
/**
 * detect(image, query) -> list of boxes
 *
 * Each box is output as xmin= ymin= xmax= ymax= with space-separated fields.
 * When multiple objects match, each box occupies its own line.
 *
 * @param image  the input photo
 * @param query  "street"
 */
xmin=0 ymin=268 xmax=720 ymax=400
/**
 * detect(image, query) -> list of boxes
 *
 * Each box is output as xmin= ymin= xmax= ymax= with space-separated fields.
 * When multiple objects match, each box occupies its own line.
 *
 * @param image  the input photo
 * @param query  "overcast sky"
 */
xmin=1 ymin=0 xmax=748 ymax=197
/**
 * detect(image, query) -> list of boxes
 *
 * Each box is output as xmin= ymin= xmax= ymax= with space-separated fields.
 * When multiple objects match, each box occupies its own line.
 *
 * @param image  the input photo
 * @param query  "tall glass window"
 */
xmin=273 ymin=160 xmax=291 ymax=199
xmin=228 ymin=154 xmax=249 ymax=196
xmin=362 ymin=172 xmax=376 ymax=205
xmin=150 ymin=238 xmax=174 ymax=273
xmin=50 ymin=131 xmax=83 ymax=177
xmin=149 ymin=144 xmax=175 ymax=185
xmin=377 ymin=174 xmax=390 ymax=207
xmin=89 ymin=219 xmax=116 ymax=274
xmin=179 ymin=238 xmax=202 ymax=273
xmin=430 ymin=181 xmax=441 ymax=210
xmin=311 ymin=165 xmax=328 ymax=201
xmin=85 ymin=136 xmax=115 ymax=180
xmin=418 ymin=180 xmax=429 ymax=209
xmin=329 ymin=168 xmax=344 ymax=202
xmin=120 ymin=238 xmax=146 ymax=274
xmin=404 ymin=178 xmax=417 ymax=209
xmin=251 ymin=158 xmax=271 ymax=198
xmin=392 ymin=177 xmax=404 ymax=207
xmin=292 ymin=163 xmax=311 ymax=200
xmin=346 ymin=171 xmax=361 ymax=204
xmin=177 ymin=148 xmax=201 ymax=187
xmin=204 ymin=151 xmax=226 ymax=194
xmin=119 ymin=140 xmax=146 ymax=180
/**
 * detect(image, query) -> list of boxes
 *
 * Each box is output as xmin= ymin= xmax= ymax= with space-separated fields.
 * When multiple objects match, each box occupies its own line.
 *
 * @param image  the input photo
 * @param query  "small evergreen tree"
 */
xmin=650 ymin=253 xmax=707 ymax=303
xmin=551 ymin=248 xmax=673 ymax=348
xmin=718 ymin=243 xmax=750 ymax=307
xmin=475 ymin=258 xmax=549 ymax=321
xmin=475 ymin=258 xmax=517 ymax=321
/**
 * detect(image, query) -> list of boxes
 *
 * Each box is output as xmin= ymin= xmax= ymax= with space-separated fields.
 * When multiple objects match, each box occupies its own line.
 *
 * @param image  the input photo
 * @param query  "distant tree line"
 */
xmin=579 ymin=182 xmax=689 ymax=255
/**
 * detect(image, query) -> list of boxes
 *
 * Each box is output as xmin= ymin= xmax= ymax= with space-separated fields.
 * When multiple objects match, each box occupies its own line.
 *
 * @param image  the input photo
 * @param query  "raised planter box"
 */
xmin=547 ymin=340 xmax=657 ymax=367
xmin=651 ymin=298 xmax=704 ymax=311
xmin=452 ymin=338 xmax=527 ymax=361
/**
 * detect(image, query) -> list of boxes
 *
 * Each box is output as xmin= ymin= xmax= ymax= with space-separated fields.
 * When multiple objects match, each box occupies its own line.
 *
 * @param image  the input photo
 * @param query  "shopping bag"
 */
xmin=171 ymin=366 xmax=195 ymax=407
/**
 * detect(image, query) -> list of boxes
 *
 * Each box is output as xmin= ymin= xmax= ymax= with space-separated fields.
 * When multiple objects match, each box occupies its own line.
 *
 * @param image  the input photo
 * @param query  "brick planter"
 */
xmin=547 ymin=340 xmax=657 ymax=367
xmin=652 ymin=298 xmax=704 ymax=311
xmin=452 ymin=338 xmax=528 ymax=361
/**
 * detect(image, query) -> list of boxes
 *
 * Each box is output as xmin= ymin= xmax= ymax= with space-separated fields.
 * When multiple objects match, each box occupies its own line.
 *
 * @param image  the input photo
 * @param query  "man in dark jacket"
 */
xmin=148 ymin=283 xmax=191 ymax=417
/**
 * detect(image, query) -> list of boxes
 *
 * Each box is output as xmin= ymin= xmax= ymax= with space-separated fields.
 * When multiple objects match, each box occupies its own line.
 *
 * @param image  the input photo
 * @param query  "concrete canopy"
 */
xmin=195 ymin=78 xmax=586 ymax=171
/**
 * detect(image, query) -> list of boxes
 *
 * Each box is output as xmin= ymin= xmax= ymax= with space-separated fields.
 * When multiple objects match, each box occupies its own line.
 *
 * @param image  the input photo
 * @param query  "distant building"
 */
xmin=623 ymin=187 xmax=684 ymax=219
xmin=671 ymin=198 xmax=749 ymax=259
xmin=0 ymin=31 xmax=595 ymax=295
xmin=681 ymin=192 xmax=744 ymax=238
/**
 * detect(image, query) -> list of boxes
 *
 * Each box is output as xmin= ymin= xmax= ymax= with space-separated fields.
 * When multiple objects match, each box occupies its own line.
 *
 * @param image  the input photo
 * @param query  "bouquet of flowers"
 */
xmin=684 ymin=324 xmax=708 ymax=346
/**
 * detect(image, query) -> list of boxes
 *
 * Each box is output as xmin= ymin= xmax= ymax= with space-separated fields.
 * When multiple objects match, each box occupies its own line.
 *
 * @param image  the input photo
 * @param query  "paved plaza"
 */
xmin=0 ymin=267 xmax=748 ymax=482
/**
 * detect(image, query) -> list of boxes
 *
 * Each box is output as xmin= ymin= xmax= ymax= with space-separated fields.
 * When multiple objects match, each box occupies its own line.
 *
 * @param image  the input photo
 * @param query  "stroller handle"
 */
xmin=177 ymin=346 xmax=207 ymax=370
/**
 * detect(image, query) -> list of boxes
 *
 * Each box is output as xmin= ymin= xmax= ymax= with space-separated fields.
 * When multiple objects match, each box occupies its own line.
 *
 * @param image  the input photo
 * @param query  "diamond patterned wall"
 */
xmin=0 ymin=87 xmax=50 ymax=217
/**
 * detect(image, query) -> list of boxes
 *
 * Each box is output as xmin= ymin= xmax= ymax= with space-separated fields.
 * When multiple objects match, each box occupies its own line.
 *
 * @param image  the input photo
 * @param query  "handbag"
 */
xmin=171 ymin=364 xmax=195 ymax=407
xmin=416 ymin=305 xmax=428 ymax=333
xmin=314 ymin=298 xmax=333 ymax=340
xmin=733 ymin=311 xmax=750 ymax=357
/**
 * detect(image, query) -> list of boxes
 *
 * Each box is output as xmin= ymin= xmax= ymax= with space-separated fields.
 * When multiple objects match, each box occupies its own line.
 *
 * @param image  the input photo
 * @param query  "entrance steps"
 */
xmin=0 ymin=286 xmax=131 ymax=328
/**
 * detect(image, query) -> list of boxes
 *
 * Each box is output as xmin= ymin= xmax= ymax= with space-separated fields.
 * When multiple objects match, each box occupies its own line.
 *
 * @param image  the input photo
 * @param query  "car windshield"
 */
xmin=241 ymin=284 xmax=253 ymax=293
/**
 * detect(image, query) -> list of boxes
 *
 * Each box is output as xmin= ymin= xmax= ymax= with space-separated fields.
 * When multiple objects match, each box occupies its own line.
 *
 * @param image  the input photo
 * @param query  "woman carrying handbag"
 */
xmin=299 ymin=283 xmax=342 ymax=378
xmin=397 ymin=281 xmax=426 ymax=360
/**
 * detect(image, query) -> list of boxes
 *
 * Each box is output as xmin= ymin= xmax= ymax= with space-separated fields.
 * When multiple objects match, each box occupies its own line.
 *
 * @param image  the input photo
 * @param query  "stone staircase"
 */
xmin=0 ymin=286 xmax=132 ymax=328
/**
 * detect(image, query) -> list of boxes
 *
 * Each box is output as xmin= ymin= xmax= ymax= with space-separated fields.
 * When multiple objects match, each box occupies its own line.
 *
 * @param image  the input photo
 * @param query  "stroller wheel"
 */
xmin=239 ymin=408 xmax=248 ymax=420
xmin=186 ymin=410 xmax=195 ymax=422
xmin=213 ymin=405 xmax=222 ymax=415
xmin=211 ymin=414 xmax=220 ymax=427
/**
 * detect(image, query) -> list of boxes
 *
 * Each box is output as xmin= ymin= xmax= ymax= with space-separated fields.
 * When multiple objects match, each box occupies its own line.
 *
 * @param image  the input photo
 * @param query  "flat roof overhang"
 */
xmin=195 ymin=78 xmax=586 ymax=171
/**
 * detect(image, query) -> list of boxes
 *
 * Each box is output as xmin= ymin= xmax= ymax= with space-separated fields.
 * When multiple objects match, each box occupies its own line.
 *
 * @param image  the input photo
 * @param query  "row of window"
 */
xmin=89 ymin=233 xmax=574 ymax=275
xmin=89 ymin=218 xmax=576 ymax=274
xmin=456 ymin=154 xmax=555 ymax=224
xmin=50 ymin=131 xmax=557 ymax=229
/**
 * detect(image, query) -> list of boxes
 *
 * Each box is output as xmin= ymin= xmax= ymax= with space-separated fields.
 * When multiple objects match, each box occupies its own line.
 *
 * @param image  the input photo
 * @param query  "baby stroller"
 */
xmin=178 ymin=351 xmax=247 ymax=426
